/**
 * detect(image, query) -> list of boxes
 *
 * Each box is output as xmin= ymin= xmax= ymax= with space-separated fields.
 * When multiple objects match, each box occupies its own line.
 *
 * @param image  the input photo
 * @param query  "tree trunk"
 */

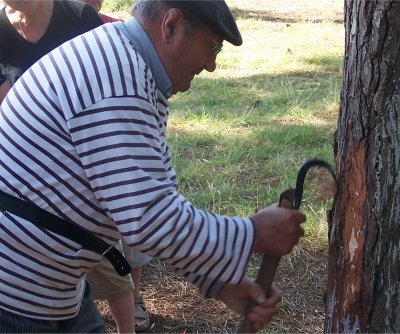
xmin=325 ymin=0 xmax=400 ymax=332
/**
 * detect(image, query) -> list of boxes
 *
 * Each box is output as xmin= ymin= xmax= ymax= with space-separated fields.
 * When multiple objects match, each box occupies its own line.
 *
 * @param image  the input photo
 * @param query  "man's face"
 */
xmin=163 ymin=13 xmax=223 ymax=94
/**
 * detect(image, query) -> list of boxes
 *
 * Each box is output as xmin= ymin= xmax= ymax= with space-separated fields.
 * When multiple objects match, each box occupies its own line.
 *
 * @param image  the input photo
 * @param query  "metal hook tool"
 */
xmin=239 ymin=158 xmax=336 ymax=333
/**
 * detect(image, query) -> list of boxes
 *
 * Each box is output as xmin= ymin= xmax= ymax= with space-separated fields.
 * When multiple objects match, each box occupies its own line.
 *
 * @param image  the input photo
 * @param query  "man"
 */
xmin=0 ymin=0 xmax=305 ymax=332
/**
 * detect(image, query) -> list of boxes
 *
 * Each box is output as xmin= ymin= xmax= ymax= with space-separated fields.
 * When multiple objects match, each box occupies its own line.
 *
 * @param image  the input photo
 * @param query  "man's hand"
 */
xmin=251 ymin=204 xmax=306 ymax=256
xmin=217 ymin=276 xmax=281 ymax=331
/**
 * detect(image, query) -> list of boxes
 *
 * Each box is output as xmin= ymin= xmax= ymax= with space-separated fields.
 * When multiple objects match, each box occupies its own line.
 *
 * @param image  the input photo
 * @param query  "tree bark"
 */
xmin=325 ymin=0 xmax=400 ymax=332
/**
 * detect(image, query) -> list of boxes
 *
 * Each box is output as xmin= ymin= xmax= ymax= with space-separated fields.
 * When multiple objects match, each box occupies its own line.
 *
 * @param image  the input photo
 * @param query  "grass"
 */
xmin=168 ymin=17 xmax=343 ymax=239
xmin=99 ymin=0 xmax=344 ymax=332
xmin=103 ymin=0 xmax=132 ymax=12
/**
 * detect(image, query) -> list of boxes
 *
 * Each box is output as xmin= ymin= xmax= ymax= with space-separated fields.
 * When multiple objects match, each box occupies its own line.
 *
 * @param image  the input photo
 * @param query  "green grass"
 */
xmin=168 ymin=17 xmax=343 ymax=239
xmin=103 ymin=0 xmax=133 ymax=12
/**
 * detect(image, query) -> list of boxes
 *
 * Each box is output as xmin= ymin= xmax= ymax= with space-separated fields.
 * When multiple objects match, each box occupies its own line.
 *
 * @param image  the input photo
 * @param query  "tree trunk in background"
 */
xmin=325 ymin=0 xmax=400 ymax=332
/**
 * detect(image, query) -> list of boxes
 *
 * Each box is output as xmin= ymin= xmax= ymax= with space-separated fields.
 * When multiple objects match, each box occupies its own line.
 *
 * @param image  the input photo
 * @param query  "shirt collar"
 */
xmin=117 ymin=17 xmax=173 ymax=99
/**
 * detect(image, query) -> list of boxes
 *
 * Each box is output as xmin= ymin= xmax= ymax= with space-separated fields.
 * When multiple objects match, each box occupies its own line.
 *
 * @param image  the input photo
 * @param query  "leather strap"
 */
xmin=0 ymin=190 xmax=131 ymax=276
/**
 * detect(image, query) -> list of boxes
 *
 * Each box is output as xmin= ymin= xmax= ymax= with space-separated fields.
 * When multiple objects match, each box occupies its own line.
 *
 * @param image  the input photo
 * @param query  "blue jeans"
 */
xmin=0 ymin=281 xmax=106 ymax=333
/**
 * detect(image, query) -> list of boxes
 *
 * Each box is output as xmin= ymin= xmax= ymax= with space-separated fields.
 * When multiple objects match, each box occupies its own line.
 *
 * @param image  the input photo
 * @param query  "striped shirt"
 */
xmin=0 ymin=22 xmax=255 ymax=319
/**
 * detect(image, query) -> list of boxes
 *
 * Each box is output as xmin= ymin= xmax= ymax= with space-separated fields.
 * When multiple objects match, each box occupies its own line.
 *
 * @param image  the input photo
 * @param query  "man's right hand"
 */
xmin=251 ymin=204 xmax=306 ymax=256
xmin=217 ymin=276 xmax=281 ymax=331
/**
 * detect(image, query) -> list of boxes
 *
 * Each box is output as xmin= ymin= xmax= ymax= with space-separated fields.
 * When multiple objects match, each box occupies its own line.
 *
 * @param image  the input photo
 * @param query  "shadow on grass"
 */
xmin=171 ymin=56 xmax=342 ymax=120
xmin=167 ymin=61 xmax=341 ymax=204
xmin=231 ymin=7 xmax=344 ymax=24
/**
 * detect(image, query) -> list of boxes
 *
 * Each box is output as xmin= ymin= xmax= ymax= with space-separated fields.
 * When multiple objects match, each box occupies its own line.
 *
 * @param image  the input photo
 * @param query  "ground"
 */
xmin=97 ymin=243 xmax=328 ymax=333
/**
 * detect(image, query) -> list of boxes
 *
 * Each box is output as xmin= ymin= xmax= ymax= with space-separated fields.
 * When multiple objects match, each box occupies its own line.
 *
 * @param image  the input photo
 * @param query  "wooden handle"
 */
xmin=238 ymin=189 xmax=295 ymax=333
xmin=239 ymin=256 xmax=281 ymax=333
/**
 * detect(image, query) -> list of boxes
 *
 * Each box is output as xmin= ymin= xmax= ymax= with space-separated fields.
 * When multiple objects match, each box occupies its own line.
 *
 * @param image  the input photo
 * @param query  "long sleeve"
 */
xmin=0 ymin=22 xmax=255 ymax=318
xmin=68 ymin=95 xmax=255 ymax=295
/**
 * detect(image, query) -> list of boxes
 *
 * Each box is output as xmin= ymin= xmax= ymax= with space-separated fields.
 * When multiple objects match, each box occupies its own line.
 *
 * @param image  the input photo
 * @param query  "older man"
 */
xmin=0 ymin=0 xmax=305 ymax=332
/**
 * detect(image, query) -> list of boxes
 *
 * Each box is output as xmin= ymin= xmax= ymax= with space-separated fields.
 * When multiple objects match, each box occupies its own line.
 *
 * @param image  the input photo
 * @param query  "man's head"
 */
xmin=132 ymin=0 xmax=242 ymax=94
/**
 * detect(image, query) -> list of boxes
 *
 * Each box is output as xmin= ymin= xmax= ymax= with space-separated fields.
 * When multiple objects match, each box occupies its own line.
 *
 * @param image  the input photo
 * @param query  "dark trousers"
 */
xmin=0 ymin=281 xmax=107 ymax=333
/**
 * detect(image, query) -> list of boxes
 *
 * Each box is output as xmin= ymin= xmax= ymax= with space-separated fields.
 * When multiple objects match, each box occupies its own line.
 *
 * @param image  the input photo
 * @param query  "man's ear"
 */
xmin=161 ymin=8 xmax=185 ymax=42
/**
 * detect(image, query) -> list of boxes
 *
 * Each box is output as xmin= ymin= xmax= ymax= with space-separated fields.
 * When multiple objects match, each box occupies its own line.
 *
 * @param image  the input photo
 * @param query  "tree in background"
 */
xmin=325 ymin=0 xmax=400 ymax=332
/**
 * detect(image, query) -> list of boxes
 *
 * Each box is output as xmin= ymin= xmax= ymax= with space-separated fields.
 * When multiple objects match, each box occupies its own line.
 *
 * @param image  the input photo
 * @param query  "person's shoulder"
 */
xmin=55 ymin=0 xmax=102 ymax=25
xmin=56 ymin=0 xmax=90 ymax=11
xmin=55 ymin=0 xmax=86 ymax=12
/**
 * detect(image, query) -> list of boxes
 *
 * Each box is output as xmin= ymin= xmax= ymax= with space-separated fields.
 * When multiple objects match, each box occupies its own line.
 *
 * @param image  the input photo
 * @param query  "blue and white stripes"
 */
xmin=0 ymin=23 xmax=254 ymax=319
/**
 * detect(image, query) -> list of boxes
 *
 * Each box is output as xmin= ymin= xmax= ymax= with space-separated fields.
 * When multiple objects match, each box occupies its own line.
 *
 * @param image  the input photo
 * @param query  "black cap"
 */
xmin=165 ymin=0 xmax=242 ymax=46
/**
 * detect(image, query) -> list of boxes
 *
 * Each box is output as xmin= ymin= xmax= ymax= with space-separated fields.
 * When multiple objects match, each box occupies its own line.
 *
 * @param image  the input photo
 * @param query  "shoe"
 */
xmin=134 ymin=295 xmax=153 ymax=333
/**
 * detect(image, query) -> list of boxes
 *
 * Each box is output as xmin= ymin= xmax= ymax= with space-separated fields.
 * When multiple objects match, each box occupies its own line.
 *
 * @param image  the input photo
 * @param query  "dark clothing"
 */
xmin=0 ymin=0 xmax=102 ymax=86
xmin=0 ymin=282 xmax=106 ymax=333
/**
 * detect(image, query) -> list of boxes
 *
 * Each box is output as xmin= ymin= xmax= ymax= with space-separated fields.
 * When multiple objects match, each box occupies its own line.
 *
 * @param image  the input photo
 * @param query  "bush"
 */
xmin=103 ymin=0 xmax=134 ymax=12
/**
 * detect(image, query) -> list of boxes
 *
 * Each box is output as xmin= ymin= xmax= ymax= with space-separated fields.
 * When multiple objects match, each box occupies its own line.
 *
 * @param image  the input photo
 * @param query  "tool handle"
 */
xmin=238 ymin=189 xmax=295 ymax=334
xmin=239 ymin=255 xmax=281 ymax=333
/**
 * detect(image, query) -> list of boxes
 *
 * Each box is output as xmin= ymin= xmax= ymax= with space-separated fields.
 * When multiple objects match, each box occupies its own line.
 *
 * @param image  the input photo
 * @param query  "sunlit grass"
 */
xmin=168 ymin=13 xmax=343 ymax=242
xmin=102 ymin=0 xmax=132 ymax=13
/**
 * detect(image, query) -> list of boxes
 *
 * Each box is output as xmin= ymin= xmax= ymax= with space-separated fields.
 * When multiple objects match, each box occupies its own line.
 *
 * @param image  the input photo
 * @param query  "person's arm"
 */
xmin=68 ymin=95 xmax=254 ymax=289
xmin=69 ymin=97 xmax=305 ymax=291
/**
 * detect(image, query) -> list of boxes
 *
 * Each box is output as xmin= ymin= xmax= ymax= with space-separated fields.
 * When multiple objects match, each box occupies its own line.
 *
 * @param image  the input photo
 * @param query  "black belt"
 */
xmin=0 ymin=190 xmax=131 ymax=276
